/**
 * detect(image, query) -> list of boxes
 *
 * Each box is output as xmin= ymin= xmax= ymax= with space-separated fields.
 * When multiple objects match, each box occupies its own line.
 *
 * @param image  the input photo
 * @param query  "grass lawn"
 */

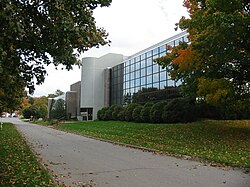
xmin=0 ymin=123 xmax=55 ymax=186
xmin=56 ymin=120 xmax=250 ymax=168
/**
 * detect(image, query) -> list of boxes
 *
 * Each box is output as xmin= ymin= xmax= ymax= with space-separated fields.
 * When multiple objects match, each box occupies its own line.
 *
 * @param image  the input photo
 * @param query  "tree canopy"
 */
xmin=156 ymin=0 xmax=250 ymax=105
xmin=0 ymin=0 xmax=111 ymax=112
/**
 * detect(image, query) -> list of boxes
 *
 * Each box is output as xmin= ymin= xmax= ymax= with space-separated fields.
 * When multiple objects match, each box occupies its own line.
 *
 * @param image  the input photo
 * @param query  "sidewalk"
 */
xmin=2 ymin=118 xmax=249 ymax=187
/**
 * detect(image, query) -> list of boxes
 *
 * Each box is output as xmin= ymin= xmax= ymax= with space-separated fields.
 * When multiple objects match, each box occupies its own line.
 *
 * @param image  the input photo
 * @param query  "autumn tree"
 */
xmin=156 ymin=0 xmax=250 ymax=109
xmin=0 ymin=0 xmax=112 ymax=112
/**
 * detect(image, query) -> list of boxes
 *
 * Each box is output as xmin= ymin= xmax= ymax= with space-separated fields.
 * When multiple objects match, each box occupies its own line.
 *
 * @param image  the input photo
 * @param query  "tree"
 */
xmin=0 ymin=0 xmax=112 ymax=111
xmin=156 ymin=0 xmax=250 ymax=105
xmin=47 ymin=89 xmax=64 ymax=98
xmin=50 ymin=99 xmax=66 ymax=119
xmin=0 ymin=69 xmax=26 ymax=113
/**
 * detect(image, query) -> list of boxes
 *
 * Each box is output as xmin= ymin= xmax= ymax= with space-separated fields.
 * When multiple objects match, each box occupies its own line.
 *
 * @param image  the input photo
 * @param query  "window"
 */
xmin=159 ymin=52 xmax=166 ymax=57
xmin=135 ymin=78 xmax=140 ymax=87
xmin=135 ymin=70 xmax=140 ymax=78
xmin=169 ymin=41 xmax=175 ymax=47
xmin=126 ymin=81 xmax=130 ymax=88
xmin=135 ymin=56 xmax=140 ymax=62
xmin=160 ymin=81 xmax=166 ymax=89
xmin=153 ymin=73 xmax=159 ymax=83
xmin=153 ymin=48 xmax=158 ymax=56
xmin=175 ymin=37 xmax=183 ymax=46
xmin=146 ymin=50 xmax=152 ymax=58
xmin=147 ymin=75 xmax=153 ymax=84
xmin=141 ymin=68 xmax=146 ymax=77
xmin=141 ymin=76 xmax=146 ymax=85
xmin=183 ymin=36 xmax=189 ymax=43
xmin=141 ymin=53 xmax=146 ymax=60
xmin=153 ymin=82 xmax=159 ymax=89
xmin=130 ymin=80 xmax=135 ymax=87
xmin=160 ymin=71 xmax=167 ymax=81
xmin=135 ymin=62 xmax=140 ymax=70
xmin=146 ymin=58 xmax=152 ymax=66
xmin=125 ymin=66 xmax=130 ymax=74
xmin=153 ymin=64 xmax=159 ymax=74
xmin=141 ymin=60 xmax=146 ymax=68
xmin=135 ymin=86 xmax=140 ymax=93
xmin=146 ymin=66 xmax=152 ymax=75
xmin=159 ymin=45 xmax=166 ymax=53
xmin=130 ymin=64 xmax=135 ymax=72
xmin=131 ymin=72 xmax=135 ymax=79
xmin=168 ymin=80 xmax=175 ymax=87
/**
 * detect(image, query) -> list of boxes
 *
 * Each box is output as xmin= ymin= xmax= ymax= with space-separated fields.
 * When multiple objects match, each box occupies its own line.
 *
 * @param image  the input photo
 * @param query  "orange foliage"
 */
xmin=172 ymin=48 xmax=199 ymax=71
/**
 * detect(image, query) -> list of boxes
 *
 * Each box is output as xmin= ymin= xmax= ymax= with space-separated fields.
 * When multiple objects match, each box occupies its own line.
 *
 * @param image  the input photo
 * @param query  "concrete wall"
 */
xmin=81 ymin=53 xmax=124 ymax=120
xmin=65 ymin=91 xmax=77 ymax=118
xmin=70 ymin=81 xmax=81 ymax=116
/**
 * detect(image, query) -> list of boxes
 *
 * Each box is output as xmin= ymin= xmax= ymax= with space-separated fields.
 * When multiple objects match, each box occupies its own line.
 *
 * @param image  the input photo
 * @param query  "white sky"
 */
xmin=32 ymin=0 xmax=188 ymax=97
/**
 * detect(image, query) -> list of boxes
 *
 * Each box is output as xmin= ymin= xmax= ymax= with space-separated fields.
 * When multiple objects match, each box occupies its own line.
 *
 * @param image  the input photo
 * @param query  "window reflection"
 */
xmin=160 ymin=71 xmax=167 ymax=81
xmin=141 ymin=68 xmax=146 ymax=77
xmin=135 ymin=78 xmax=140 ymax=87
xmin=111 ymin=32 xmax=187 ymax=105
xmin=153 ymin=73 xmax=159 ymax=82
xmin=153 ymin=65 xmax=159 ymax=73
xmin=146 ymin=66 xmax=152 ymax=75
xmin=147 ymin=75 xmax=153 ymax=84
xmin=141 ymin=76 xmax=146 ymax=85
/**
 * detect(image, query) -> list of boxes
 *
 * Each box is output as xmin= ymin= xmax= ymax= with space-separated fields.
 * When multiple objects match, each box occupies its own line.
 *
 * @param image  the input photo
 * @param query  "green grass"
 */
xmin=56 ymin=120 xmax=250 ymax=168
xmin=0 ymin=123 xmax=55 ymax=186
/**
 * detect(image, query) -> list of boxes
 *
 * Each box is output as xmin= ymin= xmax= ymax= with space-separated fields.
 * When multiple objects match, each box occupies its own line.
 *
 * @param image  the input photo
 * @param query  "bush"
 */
xmin=103 ymin=107 xmax=113 ymax=121
xmin=112 ymin=105 xmax=124 ymax=121
xmin=144 ymin=102 xmax=154 ymax=108
xmin=97 ymin=107 xmax=109 ymax=120
xmin=150 ymin=101 xmax=169 ymax=123
xmin=117 ymin=107 xmax=126 ymax=121
xmin=140 ymin=106 xmax=152 ymax=123
xmin=132 ymin=106 xmax=143 ymax=122
xmin=162 ymin=98 xmax=197 ymax=123
xmin=196 ymin=102 xmax=221 ymax=119
xmin=124 ymin=103 xmax=140 ymax=122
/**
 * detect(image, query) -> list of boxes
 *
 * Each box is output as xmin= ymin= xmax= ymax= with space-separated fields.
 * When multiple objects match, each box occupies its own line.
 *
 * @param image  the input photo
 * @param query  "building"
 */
xmin=78 ymin=31 xmax=189 ymax=120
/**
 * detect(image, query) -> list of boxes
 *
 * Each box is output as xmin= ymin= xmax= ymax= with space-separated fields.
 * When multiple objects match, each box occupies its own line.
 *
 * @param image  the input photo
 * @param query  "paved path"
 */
xmin=2 ymin=118 xmax=249 ymax=187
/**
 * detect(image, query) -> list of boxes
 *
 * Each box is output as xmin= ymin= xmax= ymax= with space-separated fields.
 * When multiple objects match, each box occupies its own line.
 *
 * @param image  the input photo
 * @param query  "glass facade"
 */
xmin=111 ymin=32 xmax=189 ymax=105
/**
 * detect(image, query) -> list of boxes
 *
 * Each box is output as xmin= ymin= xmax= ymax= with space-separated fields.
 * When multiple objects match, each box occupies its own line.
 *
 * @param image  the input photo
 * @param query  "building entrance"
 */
xmin=80 ymin=108 xmax=93 ymax=121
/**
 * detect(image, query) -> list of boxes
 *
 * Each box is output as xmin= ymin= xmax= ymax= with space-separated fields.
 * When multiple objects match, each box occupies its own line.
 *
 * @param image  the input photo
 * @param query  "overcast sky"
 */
xmin=32 ymin=0 xmax=188 ymax=97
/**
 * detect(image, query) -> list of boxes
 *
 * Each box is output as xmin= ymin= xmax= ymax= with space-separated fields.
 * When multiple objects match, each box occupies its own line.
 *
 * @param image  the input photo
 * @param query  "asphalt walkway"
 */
xmin=2 ymin=118 xmax=249 ymax=187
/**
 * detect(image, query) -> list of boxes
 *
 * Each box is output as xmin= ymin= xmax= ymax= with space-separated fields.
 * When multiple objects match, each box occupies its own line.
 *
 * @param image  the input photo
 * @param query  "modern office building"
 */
xmin=79 ymin=31 xmax=189 ymax=120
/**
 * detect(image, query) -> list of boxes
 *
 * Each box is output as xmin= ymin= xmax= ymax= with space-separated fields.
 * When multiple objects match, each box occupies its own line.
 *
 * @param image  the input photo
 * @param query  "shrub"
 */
xmin=195 ymin=102 xmax=221 ymax=119
xmin=140 ymin=106 xmax=152 ymax=123
xmin=124 ymin=103 xmax=140 ymax=122
xmin=162 ymin=98 xmax=197 ymax=123
xmin=150 ymin=101 xmax=169 ymax=123
xmin=112 ymin=105 xmax=124 ymax=121
xmin=132 ymin=106 xmax=143 ymax=122
xmin=144 ymin=102 xmax=154 ymax=108
xmin=117 ymin=107 xmax=126 ymax=121
xmin=103 ymin=107 xmax=113 ymax=121
xmin=97 ymin=107 xmax=109 ymax=120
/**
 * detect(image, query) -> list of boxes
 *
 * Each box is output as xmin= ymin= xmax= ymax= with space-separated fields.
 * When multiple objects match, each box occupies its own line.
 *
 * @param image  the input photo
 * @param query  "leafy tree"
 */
xmin=0 ymin=74 xmax=26 ymax=114
xmin=50 ymin=99 xmax=66 ymax=119
xmin=156 ymin=0 xmax=250 ymax=105
xmin=22 ymin=106 xmax=38 ymax=119
xmin=0 ymin=0 xmax=112 ymax=111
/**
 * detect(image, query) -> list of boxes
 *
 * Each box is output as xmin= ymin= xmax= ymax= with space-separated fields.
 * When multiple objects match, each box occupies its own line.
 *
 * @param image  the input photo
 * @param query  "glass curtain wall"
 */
xmin=111 ymin=33 xmax=188 ymax=105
